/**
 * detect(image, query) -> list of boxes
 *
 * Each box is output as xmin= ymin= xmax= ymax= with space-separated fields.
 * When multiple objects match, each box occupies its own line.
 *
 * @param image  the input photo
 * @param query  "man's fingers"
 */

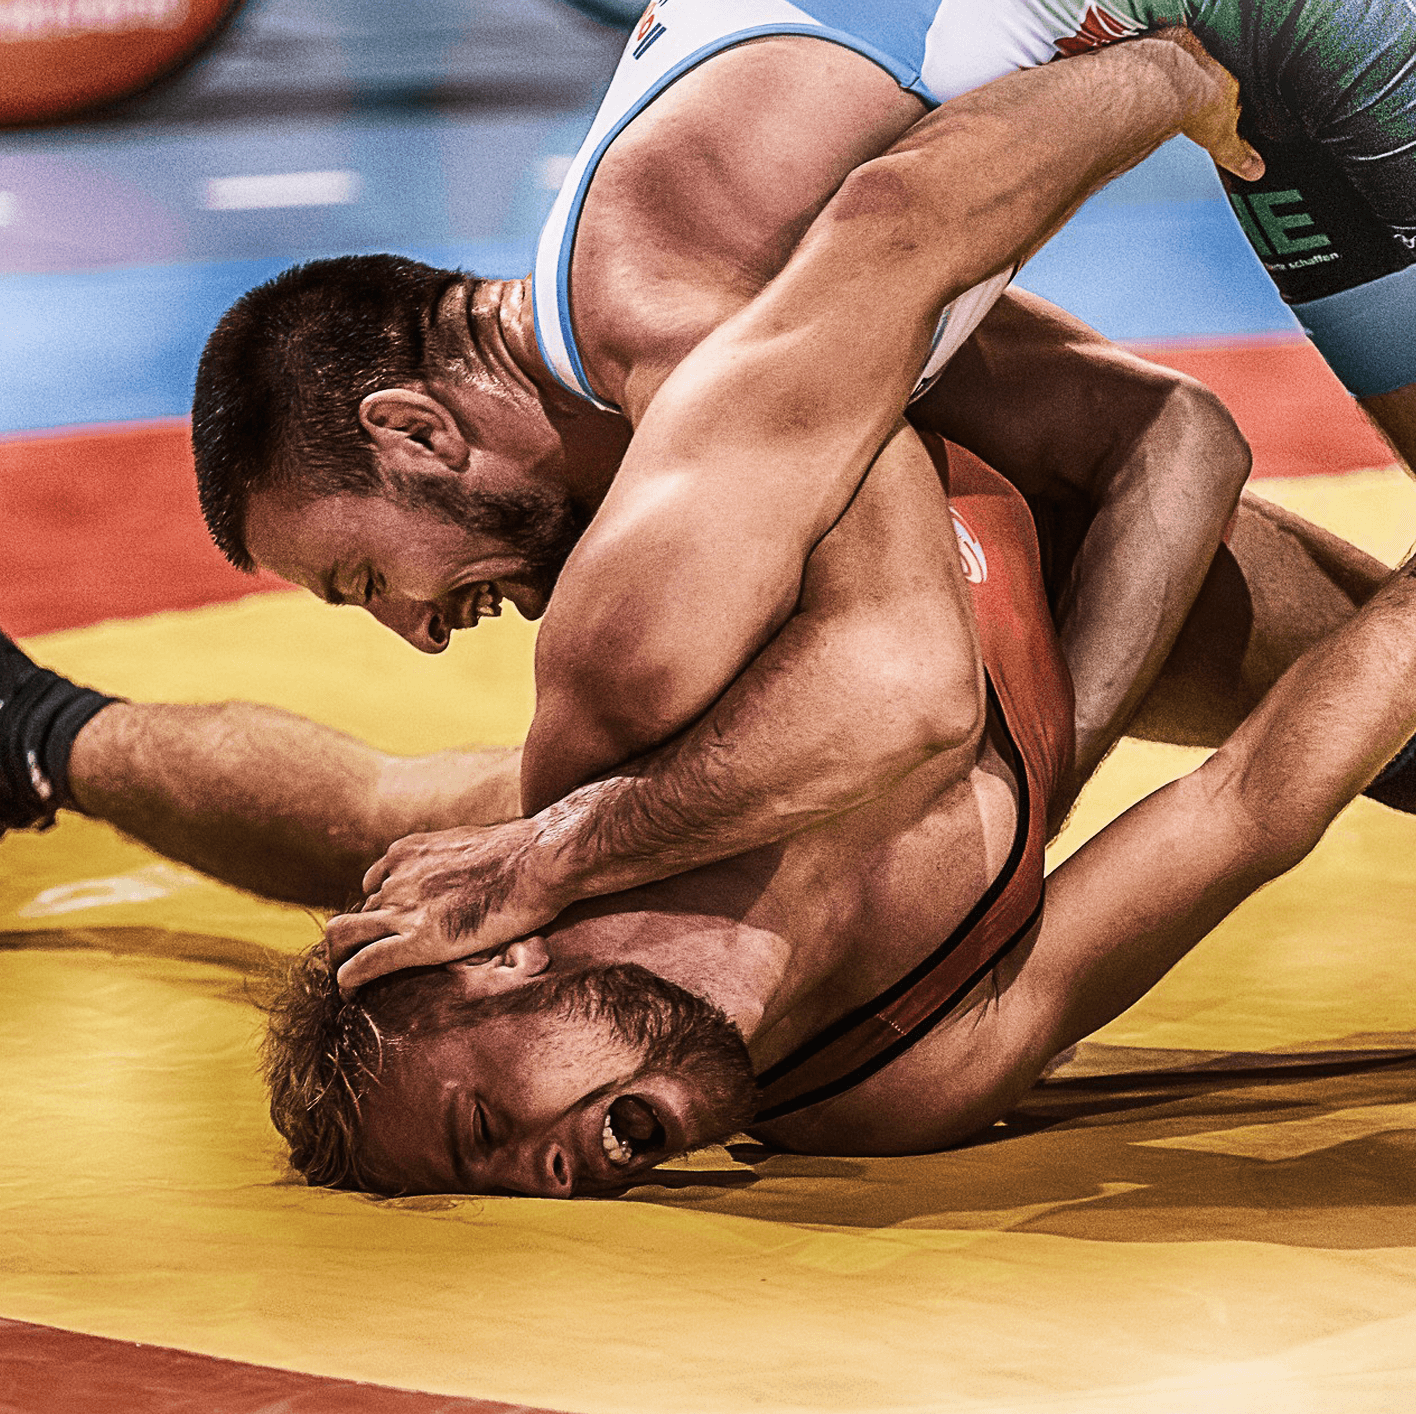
xmin=335 ymin=936 xmax=413 ymax=996
xmin=1149 ymin=27 xmax=1264 ymax=183
xmin=362 ymin=855 xmax=393 ymax=895
xmin=324 ymin=907 xmax=398 ymax=966
xmin=334 ymin=929 xmax=456 ymax=996
xmin=1213 ymin=136 xmax=1264 ymax=183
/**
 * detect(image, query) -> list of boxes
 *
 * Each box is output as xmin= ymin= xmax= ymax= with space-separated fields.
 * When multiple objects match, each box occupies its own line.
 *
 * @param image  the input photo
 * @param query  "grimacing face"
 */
xmin=243 ymin=478 xmax=585 ymax=654
xmin=354 ymin=970 xmax=759 ymax=1197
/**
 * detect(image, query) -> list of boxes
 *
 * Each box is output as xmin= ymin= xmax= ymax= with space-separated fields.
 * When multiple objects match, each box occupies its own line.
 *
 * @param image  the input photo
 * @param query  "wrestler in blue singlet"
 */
xmin=535 ymin=0 xmax=1416 ymax=408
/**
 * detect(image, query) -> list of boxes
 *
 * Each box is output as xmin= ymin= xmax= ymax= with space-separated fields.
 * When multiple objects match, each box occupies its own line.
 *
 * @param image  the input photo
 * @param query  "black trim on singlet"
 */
xmin=753 ymin=675 xmax=1042 ymax=1123
xmin=752 ymin=890 xmax=1045 ymax=1123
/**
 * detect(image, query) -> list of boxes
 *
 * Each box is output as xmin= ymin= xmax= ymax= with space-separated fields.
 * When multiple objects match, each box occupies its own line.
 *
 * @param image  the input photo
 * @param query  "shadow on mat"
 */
xmin=7 ymin=928 xmax=1414 ymax=1247
xmin=0 ymin=925 xmax=285 ymax=1004
xmin=631 ymin=1039 xmax=1416 ymax=1250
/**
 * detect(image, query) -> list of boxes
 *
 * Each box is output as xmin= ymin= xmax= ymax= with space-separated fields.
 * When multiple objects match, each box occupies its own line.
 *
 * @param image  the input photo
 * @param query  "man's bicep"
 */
xmin=521 ymin=456 xmax=818 ymax=811
xmin=521 ymin=421 xmax=978 ymax=812
xmin=520 ymin=331 xmax=938 ymax=811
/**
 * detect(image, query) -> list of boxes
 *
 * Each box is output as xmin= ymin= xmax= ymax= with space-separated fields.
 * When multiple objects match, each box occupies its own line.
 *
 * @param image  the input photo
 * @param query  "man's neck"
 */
xmin=534 ymin=730 xmax=1025 ymax=1071
xmin=468 ymin=274 xmax=632 ymax=510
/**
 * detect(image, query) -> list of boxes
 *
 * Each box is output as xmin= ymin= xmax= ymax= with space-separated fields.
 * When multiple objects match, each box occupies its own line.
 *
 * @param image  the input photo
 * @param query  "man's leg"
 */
xmin=1140 ymin=489 xmax=1416 ymax=813
xmin=3 ymin=634 xmax=520 ymax=909
xmin=1219 ymin=137 xmax=1416 ymax=474
xmin=1207 ymin=0 xmax=1416 ymax=469
xmin=1360 ymin=385 xmax=1416 ymax=474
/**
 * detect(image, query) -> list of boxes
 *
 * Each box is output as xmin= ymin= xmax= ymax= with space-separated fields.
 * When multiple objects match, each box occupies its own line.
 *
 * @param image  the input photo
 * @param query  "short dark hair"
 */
xmin=192 ymin=254 xmax=468 ymax=570
xmin=262 ymin=948 xmax=755 ymax=1192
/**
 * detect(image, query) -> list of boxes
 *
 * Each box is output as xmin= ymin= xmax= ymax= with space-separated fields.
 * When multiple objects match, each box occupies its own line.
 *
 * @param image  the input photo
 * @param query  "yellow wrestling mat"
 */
xmin=4 ymin=470 xmax=1416 ymax=1414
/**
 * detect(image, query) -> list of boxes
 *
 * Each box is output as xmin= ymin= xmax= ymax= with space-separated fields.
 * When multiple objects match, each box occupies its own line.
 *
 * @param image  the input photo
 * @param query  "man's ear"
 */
xmin=443 ymin=936 xmax=552 ymax=997
xmin=358 ymin=389 xmax=469 ymax=472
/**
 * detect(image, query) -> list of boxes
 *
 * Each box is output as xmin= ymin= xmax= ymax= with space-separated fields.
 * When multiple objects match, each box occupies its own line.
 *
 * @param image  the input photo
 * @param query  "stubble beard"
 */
xmin=390 ymin=473 xmax=589 ymax=605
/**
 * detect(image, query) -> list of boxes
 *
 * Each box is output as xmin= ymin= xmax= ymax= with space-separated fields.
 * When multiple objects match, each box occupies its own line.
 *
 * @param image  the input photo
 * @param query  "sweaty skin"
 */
xmin=348 ymin=481 xmax=1407 ymax=1195
xmin=325 ymin=309 xmax=1251 ymax=990
xmin=328 ymin=33 xmax=1260 ymax=987
xmin=521 ymin=31 xmax=1259 ymax=811
xmin=23 ymin=37 xmax=1254 ymax=964
xmin=56 ymin=287 xmax=1243 ymax=921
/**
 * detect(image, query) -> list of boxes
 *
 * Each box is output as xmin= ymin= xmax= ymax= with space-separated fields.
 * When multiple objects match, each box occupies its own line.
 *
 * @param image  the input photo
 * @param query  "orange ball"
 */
xmin=0 ymin=0 xmax=244 ymax=127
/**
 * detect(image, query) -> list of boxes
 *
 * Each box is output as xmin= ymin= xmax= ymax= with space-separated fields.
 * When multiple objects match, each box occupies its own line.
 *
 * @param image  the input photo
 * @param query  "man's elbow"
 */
xmin=594 ymin=661 xmax=721 ymax=758
xmin=821 ymin=156 xmax=989 ymax=310
xmin=1157 ymin=374 xmax=1252 ymax=504
xmin=1197 ymin=748 xmax=1328 ymax=886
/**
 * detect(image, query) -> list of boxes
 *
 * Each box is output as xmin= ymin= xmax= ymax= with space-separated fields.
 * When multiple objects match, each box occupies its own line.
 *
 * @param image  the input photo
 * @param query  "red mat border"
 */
xmin=0 ymin=1317 xmax=578 ymax=1414
xmin=1 ymin=338 xmax=1398 ymax=638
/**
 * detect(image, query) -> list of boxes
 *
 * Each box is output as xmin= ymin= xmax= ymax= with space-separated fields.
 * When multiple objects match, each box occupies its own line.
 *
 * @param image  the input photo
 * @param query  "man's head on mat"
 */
xmin=194 ymin=254 xmax=589 ymax=653
xmin=264 ymin=947 xmax=757 ymax=1197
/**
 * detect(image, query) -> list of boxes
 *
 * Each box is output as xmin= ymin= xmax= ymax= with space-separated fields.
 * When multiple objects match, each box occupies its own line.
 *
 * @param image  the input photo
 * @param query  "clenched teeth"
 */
xmin=602 ymin=1110 xmax=633 ymax=1166
xmin=473 ymin=583 xmax=502 ymax=620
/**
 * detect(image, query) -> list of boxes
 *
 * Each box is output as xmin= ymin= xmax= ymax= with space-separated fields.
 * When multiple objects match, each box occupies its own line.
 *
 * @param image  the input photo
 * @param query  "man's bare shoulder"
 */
xmin=566 ymin=36 xmax=924 ymax=419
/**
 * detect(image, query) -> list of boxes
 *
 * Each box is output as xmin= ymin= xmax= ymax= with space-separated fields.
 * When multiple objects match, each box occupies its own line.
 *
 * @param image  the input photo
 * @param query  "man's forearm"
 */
xmin=1050 ymin=380 xmax=1250 ymax=817
xmin=1216 ymin=558 xmax=1416 ymax=852
xmin=1013 ymin=552 xmax=1416 ymax=1071
xmin=517 ymin=593 xmax=979 ymax=915
xmin=829 ymin=31 xmax=1256 ymax=328
xmin=913 ymin=291 xmax=1253 ymax=828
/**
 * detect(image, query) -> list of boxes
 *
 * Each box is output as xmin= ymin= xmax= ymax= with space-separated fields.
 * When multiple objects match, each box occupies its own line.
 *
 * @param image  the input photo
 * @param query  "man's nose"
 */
xmin=367 ymin=597 xmax=450 ymax=654
xmin=496 ymin=1137 xmax=574 ymax=1198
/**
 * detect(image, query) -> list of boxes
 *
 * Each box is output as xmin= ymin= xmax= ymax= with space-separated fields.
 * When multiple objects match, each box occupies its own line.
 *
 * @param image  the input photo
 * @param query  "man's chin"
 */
xmin=498 ymin=576 xmax=552 ymax=621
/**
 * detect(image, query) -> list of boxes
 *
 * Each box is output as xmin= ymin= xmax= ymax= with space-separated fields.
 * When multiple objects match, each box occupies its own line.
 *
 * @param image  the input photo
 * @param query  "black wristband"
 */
xmin=2 ymin=636 xmax=120 ymax=828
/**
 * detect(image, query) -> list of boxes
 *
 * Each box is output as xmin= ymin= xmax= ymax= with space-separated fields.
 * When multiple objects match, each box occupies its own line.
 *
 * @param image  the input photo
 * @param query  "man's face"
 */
xmin=356 ymin=982 xmax=755 ymax=1197
xmin=244 ymin=479 xmax=584 ymax=654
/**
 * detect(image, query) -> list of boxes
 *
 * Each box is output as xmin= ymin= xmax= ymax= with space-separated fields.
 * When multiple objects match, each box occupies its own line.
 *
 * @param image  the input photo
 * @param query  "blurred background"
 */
xmin=2 ymin=0 xmax=1392 ymax=638
xmin=0 ymin=0 xmax=1298 ymax=435
xmin=4 ymin=14 xmax=1414 ymax=1413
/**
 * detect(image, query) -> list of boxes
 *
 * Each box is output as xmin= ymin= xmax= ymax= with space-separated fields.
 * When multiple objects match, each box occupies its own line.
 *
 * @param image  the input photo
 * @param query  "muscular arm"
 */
xmin=947 ymin=558 xmax=1416 ymax=1131
xmin=912 ymin=288 xmax=1251 ymax=826
xmin=333 ymin=35 xmax=1260 ymax=985
xmin=331 ymin=428 xmax=983 ymax=989
xmin=522 ymin=31 xmax=1260 ymax=815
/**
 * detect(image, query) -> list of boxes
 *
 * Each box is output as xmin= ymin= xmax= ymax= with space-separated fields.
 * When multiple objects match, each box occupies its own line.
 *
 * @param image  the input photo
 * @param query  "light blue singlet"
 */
xmin=532 ymin=0 xmax=1176 ymax=413
xmin=535 ymin=0 xmax=1416 ymax=406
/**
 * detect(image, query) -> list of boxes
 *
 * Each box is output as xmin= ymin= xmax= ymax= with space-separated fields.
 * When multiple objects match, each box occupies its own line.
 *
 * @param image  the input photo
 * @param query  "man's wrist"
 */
xmin=1142 ymin=29 xmax=1229 ymax=124
xmin=1092 ymin=34 xmax=1197 ymax=124
xmin=523 ymin=780 xmax=627 ymax=910
xmin=525 ymin=769 xmax=700 ymax=910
